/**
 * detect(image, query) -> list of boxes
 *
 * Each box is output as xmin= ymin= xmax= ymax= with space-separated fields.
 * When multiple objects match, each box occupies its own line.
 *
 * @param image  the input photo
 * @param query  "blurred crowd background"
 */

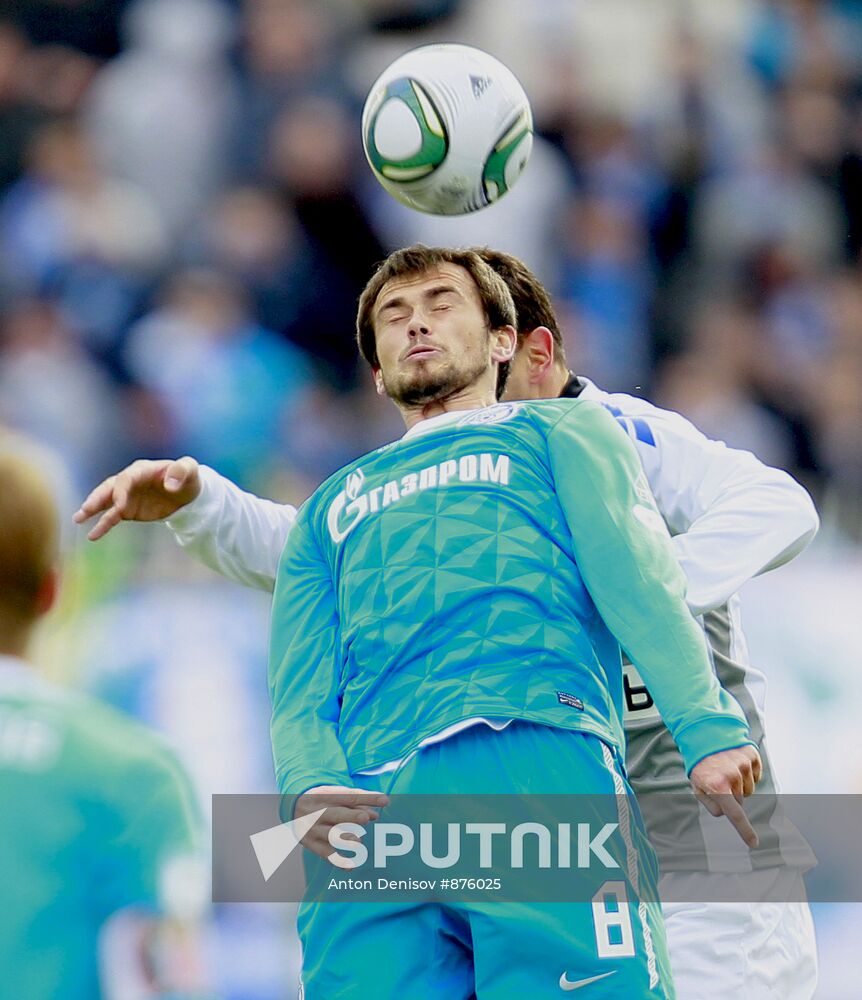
xmin=2 ymin=1 xmax=862 ymax=998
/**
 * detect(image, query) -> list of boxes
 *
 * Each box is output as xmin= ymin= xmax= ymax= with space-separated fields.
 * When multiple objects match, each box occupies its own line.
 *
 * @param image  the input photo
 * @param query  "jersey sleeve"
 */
xmin=546 ymin=402 xmax=754 ymax=774
xmin=268 ymin=505 xmax=352 ymax=799
xmin=92 ymin=734 xmax=204 ymax=923
xmin=164 ymin=465 xmax=296 ymax=593
xmin=615 ymin=403 xmax=819 ymax=616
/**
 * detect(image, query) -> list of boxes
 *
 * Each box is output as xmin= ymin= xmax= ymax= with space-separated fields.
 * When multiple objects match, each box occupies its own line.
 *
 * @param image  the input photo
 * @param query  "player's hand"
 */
xmin=73 ymin=457 xmax=202 ymax=541
xmin=295 ymin=785 xmax=389 ymax=864
xmin=689 ymin=745 xmax=763 ymax=848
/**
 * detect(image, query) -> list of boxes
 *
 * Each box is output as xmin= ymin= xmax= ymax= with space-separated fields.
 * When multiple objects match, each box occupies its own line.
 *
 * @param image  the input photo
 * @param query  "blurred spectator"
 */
xmin=839 ymin=95 xmax=862 ymax=261
xmin=693 ymin=142 xmax=845 ymax=282
xmin=746 ymin=0 xmax=862 ymax=91
xmin=185 ymin=184 xmax=366 ymax=385
xmin=0 ymin=298 xmax=125 ymax=490
xmin=18 ymin=41 xmax=99 ymax=116
xmin=188 ymin=185 xmax=307 ymax=327
xmin=84 ymin=0 xmax=237 ymax=237
xmin=0 ymin=20 xmax=46 ymax=190
xmin=281 ymin=379 xmax=401 ymax=482
xmin=266 ymin=94 xmax=387 ymax=383
xmin=0 ymin=118 xmax=165 ymax=354
xmin=231 ymin=0 xmax=349 ymax=179
xmin=1 ymin=0 xmax=131 ymax=59
xmin=124 ymin=269 xmax=311 ymax=490
xmin=362 ymin=0 xmax=462 ymax=33
xmin=814 ymin=273 xmax=862 ymax=531
xmin=557 ymin=194 xmax=651 ymax=391
xmin=654 ymin=300 xmax=795 ymax=470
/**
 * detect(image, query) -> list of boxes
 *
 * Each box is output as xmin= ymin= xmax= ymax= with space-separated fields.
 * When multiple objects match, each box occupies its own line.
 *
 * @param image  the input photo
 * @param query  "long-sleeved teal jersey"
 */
xmin=269 ymin=399 xmax=753 ymax=799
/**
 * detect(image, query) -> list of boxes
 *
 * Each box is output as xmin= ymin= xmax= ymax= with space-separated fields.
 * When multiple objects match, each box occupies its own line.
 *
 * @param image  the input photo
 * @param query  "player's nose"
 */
xmin=407 ymin=320 xmax=431 ymax=339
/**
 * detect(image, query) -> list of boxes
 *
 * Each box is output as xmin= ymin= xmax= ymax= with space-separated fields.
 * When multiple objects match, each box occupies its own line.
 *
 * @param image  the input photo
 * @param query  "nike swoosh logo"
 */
xmin=559 ymin=970 xmax=617 ymax=992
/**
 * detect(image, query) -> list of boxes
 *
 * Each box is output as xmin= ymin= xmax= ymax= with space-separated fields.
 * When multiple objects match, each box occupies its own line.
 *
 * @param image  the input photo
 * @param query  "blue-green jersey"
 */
xmin=269 ymin=400 xmax=752 ymax=798
xmin=0 ymin=660 xmax=202 ymax=1000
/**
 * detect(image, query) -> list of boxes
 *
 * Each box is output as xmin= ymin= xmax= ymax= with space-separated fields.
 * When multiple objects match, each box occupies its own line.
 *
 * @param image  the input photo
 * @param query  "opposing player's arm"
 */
xmin=75 ymin=458 xmax=293 ymax=593
xmin=622 ymin=403 xmax=819 ymax=615
xmin=74 ymin=456 xmax=203 ymax=538
xmin=167 ymin=467 xmax=294 ymax=593
xmin=547 ymin=403 xmax=760 ymax=840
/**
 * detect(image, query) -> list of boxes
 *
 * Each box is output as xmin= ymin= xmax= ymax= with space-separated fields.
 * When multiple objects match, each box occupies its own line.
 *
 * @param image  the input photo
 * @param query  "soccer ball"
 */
xmin=362 ymin=44 xmax=534 ymax=216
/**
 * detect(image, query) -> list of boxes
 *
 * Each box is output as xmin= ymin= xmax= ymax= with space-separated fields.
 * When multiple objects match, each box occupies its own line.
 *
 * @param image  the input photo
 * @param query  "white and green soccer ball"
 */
xmin=362 ymin=44 xmax=534 ymax=216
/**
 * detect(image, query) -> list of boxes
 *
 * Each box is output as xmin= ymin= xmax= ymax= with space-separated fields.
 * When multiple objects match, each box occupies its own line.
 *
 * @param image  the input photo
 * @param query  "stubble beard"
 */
xmin=384 ymin=350 xmax=489 ymax=407
xmin=383 ymin=325 xmax=493 ymax=407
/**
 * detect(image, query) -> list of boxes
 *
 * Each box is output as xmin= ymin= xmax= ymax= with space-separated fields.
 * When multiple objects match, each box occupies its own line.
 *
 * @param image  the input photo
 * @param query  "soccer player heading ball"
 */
xmin=77 ymin=246 xmax=818 ymax=999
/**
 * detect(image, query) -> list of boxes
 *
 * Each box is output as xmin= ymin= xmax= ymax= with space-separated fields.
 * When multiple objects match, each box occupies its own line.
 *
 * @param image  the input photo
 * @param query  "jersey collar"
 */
xmin=401 ymin=408 xmax=482 ymax=441
xmin=0 ymin=655 xmax=41 ymax=694
xmin=399 ymin=376 xmax=606 ymax=440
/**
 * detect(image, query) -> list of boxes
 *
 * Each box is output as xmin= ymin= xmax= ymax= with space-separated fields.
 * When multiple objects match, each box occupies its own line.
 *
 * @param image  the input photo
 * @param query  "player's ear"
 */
xmin=490 ymin=325 xmax=517 ymax=364
xmin=522 ymin=327 xmax=555 ymax=383
xmin=35 ymin=566 xmax=60 ymax=618
xmin=372 ymin=366 xmax=386 ymax=396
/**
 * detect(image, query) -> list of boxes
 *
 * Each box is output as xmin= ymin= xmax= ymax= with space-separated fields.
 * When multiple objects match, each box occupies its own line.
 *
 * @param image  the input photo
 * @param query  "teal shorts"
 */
xmin=297 ymin=721 xmax=674 ymax=999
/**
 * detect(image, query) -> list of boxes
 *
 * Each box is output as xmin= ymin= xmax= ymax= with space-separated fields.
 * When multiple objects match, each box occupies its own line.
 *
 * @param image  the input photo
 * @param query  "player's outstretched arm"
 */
xmin=75 ymin=459 xmax=294 ymax=593
xmin=547 ymin=402 xmax=762 ymax=843
xmin=74 ymin=457 xmax=202 ymax=540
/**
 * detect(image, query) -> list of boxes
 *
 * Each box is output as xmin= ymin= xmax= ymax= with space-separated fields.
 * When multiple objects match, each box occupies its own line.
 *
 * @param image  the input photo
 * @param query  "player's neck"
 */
xmin=399 ymin=384 xmax=499 ymax=431
xmin=0 ymin=623 xmax=33 ymax=660
xmin=539 ymin=365 xmax=570 ymax=400
xmin=0 ymin=604 xmax=39 ymax=659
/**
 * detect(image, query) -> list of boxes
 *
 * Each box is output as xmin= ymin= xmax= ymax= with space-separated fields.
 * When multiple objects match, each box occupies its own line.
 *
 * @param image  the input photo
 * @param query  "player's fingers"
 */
xmin=113 ymin=462 xmax=163 ymax=511
xmin=751 ymin=751 xmax=763 ymax=785
xmin=704 ymin=770 xmax=745 ymax=805
xmin=73 ymin=476 xmax=117 ymax=522
xmin=164 ymin=456 xmax=197 ymax=492
xmin=717 ymin=795 xmax=759 ymax=849
xmin=305 ymin=832 xmax=337 ymax=861
xmin=305 ymin=826 xmax=367 ymax=865
xmin=353 ymin=810 xmax=379 ymax=825
xmin=741 ymin=763 xmax=757 ymax=798
xmin=112 ymin=480 xmax=132 ymax=515
xmin=87 ymin=506 xmax=124 ymax=542
xmin=694 ymin=789 xmax=723 ymax=818
xmin=316 ymin=805 xmax=379 ymax=828
xmin=336 ymin=790 xmax=389 ymax=809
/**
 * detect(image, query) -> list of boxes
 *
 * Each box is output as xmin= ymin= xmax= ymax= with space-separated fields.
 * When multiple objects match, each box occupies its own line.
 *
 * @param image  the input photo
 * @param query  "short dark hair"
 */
xmin=472 ymin=247 xmax=567 ymax=366
xmin=356 ymin=245 xmax=517 ymax=397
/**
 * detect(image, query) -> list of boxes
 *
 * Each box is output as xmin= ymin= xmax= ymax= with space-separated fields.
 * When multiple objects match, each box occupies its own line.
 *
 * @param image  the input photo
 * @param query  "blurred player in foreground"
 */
xmin=82 ymin=246 xmax=762 ymax=998
xmin=0 ymin=440 xmax=211 ymax=999
xmin=76 ymin=247 xmax=819 ymax=999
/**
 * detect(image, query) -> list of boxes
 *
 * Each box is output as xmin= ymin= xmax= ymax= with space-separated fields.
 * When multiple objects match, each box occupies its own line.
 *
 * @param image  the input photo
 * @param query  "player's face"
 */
xmin=371 ymin=264 xmax=509 ymax=407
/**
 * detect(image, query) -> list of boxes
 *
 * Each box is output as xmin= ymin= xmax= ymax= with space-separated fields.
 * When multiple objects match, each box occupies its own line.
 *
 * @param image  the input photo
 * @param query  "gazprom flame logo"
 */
xmin=326 ymin=453 xmax=512 ymax=544
xmin=346 ymin=469 xmax=365 ymax=501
